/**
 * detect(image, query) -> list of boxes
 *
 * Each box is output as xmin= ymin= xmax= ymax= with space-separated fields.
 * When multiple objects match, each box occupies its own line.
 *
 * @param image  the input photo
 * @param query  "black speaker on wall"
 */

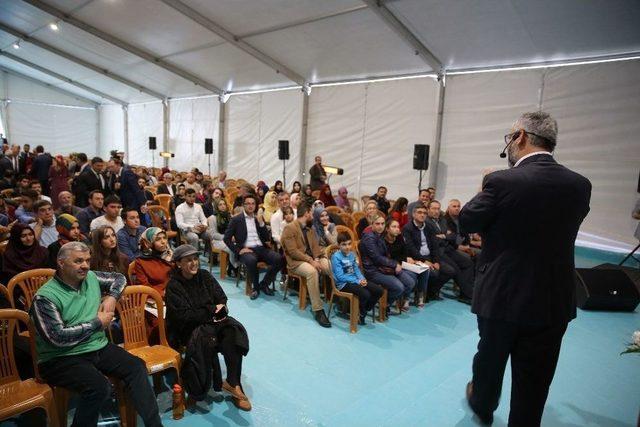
xmin=148 ymin=137 xmax=157 ymax=150
xmin=205 ymin=138 xmax=213 ymax=154
xmin=575 ymin=267 xmax=640 ymax=311
xmin=278 ymin=140 xmax=290 ymax=160
xmin=413 ymin=144 xmax=430 ymax=170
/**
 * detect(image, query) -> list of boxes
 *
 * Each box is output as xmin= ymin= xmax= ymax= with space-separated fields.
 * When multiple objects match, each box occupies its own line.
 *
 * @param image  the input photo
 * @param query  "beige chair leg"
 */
xmin=298 ymin=277 xmax=307 ymax=311
xmin=43 ymin=389 xmax=61 ymax=427
xmin=53 ymin=387 xmax=68 ymax=427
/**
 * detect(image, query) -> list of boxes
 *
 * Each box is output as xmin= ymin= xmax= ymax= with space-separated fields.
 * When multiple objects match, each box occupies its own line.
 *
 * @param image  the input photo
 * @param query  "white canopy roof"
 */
xmin=1 ymin=0 xmax=639 ymax=104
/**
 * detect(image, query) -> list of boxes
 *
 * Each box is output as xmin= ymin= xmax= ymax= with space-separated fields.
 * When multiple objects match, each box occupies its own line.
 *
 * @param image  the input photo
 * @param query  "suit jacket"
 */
xmin=118 ymin=166 xmax=146 ymax=210
xmin=223 ymin=212 xmax=271 ymax=256
xmin=402 ymin=220 xmax=441 ymax=264
xmin=31 ymin=153 xmax=52 ymax=182
xmin=4 ymin=155 xmax=26 ymax=175
xmin=74 ymin=168 xmax=107 ymax=207
xmin=280 ymin=221 xmax=324 ymax=269
xmin=309 ymin=164 xmax=326 ymax=191
xmin=425 ymin=216 xmax=457 ymax=254
xmin=157 ymin=183 xmax=177 ymax=196
xmin=459 ymin=154 xmax=591 ymax=326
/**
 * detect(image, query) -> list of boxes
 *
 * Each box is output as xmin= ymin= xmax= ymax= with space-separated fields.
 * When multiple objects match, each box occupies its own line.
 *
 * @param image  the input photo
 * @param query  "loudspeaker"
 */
xmin=205 ymin=138 xmax=213 ymax=154
xmin=413 ymin=144 xmax=430 ymax=170
xmin=575 ymin=268 xmax=640 ymax=311
xmin=278 ymin=140 xmax=290 ymax=160
xmin=148 ymin=137 xmax=157 ymax=150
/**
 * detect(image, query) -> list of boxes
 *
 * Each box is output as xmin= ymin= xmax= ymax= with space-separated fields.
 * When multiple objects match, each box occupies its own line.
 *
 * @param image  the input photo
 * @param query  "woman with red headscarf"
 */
xmin=2 ymin=223 xmax=48 ymax=283
xmin=318 ymin=184 xmax=336 ymax=207
xmin=49 ymin=155 xmax=70 ymax=210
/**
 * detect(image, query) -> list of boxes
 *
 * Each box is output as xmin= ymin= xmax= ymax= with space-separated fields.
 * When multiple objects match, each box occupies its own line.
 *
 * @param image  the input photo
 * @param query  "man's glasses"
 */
xmin=504 ymin=131 xmax=554 ymax=146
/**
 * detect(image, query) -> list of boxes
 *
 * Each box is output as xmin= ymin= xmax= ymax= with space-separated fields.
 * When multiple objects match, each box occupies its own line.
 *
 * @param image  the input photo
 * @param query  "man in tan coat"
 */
xmin=281 ymin=203 xmax=331 ymax=327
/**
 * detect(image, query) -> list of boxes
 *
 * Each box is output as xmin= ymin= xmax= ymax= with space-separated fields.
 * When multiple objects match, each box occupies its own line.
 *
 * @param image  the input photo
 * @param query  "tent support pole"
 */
xmin=217 ymin=99 xmax=226 ymax=174
xmin=163 ymin=100 xmax=169 ymax=168
xmin=428 ymin=74 xmax=446 ymax=188
xmin=299 ymin=92 xmax=310 ymax=184
xmin=123 ymin=105 xmax=129 ymax=163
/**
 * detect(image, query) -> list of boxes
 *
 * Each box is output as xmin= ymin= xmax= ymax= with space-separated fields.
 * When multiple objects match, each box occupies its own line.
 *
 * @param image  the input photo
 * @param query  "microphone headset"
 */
xmin=500 ymin=130 xmax=521 ymax=158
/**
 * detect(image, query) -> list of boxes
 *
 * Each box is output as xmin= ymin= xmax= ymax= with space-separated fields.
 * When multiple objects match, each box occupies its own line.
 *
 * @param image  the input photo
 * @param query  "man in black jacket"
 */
xmin=460 ymin=111 xmax=591 ymax=426
xmin=30 ymin=145 xmax=52 ymax=195
xmin=223 ymin=194 xmax=282 ymax=300
xmin=402 ymin=204 xmax=455 ymax=301
xmin=73 ymin=157 xmax=107 ymax=207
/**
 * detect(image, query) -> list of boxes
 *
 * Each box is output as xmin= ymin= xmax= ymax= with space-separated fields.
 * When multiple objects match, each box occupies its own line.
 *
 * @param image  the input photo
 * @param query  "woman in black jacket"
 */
xmin=165 ymin=244 xmax=251 ymax=411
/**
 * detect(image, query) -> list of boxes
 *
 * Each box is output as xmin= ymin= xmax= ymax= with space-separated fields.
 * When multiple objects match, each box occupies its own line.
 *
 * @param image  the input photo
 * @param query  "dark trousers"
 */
xmin=239 ymin=245 xmax=283 ymax=292
xmin=340 ymin=282 xmax=384 ymax=316
xmin=470 ymin=317 xmax=568 ymax=427
xmin=39 ymin=343 xmax=162 ymax=427
xmin=218 ymin=327 xmax=244 ymax=387
xmin=427 ymin=259 xmax=455 ymax=297
xmin=441 ymin=250 xmax=475 ymax=298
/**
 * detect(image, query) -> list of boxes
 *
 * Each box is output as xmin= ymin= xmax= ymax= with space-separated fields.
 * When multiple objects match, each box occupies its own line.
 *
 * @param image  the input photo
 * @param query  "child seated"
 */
xmin=330 ymin=232 xmax=384 ymax=325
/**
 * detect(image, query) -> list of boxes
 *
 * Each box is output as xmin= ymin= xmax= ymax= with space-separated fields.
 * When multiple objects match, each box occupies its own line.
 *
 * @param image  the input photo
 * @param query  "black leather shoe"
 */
xmin=314 ymin=309 xmax=332 ymax=328
xmin=358 ymin=314 xmax=366 ymax=326
xmin=466 ymin=382 xmax=493 ymax=425
xmin=261 ymin=284 xmax=275 ymax=296
xmin=250 ymin=290 xmax=259 ymax=300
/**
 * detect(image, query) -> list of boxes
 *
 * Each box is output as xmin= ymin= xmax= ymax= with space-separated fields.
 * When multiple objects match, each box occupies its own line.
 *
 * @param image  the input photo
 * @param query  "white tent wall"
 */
xmin=127 ymin=102 xmax=164 ymax=168
xmin=225 ymin=90 xmax=303 ymax=186
xmin=542 ymin=61 xmax=640 ymax=252
xmin=99 ymin=104 xmax=124 ymax=159
xmin=306 ymin=78 xmax=439 ymax=200
xmin=437 ymin=60 xmax=640 ymax=252
xmin=168 ymin=97 xmax=219 ymax=174
xmin=2 ymin=74 xmax=97 ymax=154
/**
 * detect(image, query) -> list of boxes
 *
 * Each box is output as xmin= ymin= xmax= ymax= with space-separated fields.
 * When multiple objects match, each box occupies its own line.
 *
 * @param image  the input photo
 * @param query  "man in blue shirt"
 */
xmin=116 ymin=207 xmax=146 ymax=263
xmin=76 ymin=190 xmax=104 ymax=235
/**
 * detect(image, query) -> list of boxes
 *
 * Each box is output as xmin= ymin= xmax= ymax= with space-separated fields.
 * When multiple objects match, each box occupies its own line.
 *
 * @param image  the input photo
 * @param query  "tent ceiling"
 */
xmin=0 ymin=0 xmax=638 ymax=104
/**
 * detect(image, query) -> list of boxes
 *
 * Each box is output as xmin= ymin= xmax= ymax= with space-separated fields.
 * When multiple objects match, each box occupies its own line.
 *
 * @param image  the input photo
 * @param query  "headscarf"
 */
xmin=273 ymin=180 xmax=284 ymax=194
xmin=3 ymin=223 xmax=48 ymax=278
xmin=302 ymin=184 xmax=315 ymax=207
xmin=336 ymin=186 xmax=349 ymax=209
xmin=318 ymin=184 xmax=336 ymax=207
xmin=139 ymin=227 xmax=173 ymax=262
xmin=290 ymin=193 xmax=300 ymax=209
xmin=56 ymin=214 xmax=79 ymax=245
xmin=215 ymin=204 xmax=231 ymax=234
xmin=312 ymin=207 xmax=335 ymax=247
xmin=262 ymin=190 xmax=279 ymax=223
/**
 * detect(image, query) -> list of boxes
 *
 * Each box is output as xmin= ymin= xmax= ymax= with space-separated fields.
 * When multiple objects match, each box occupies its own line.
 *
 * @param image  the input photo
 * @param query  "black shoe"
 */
xmin=466 ymin=382 xmax=493 ymax=425
xmin=458 ymin=295 xmax=472 ymax=305
xmin=261 ymin=283 xmax=275 ymax=296
xmin=314 ymin=309 xmax=332 ymax=328
xmin=358 ymin=314 xmax=366 ymax=326
xmin=250 ymin=290 xmax=259 ymax=300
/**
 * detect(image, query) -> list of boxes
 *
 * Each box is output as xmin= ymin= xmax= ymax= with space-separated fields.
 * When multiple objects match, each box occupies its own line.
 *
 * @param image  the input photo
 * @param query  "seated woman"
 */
xmin=166 ymin=245 xmax=251 ymax=410
xmin=90 ymin=225 xmax=129 ymax=275
xmin=301 ymin=184 xmax=315 ymax=207
xmin=318 ymin=184 xmax=336 ymax=207
xmin=390 ymin=197 xmax=409 ymax=229
xmin=256 ymin=181 xmax=269 ymax=203
xmin=313 ymin=208 xmax=337 ymax=249
xmin=384 ymin=218 xmax=429 ymax=308
xmin=272 ymin=180 xmax=284 ymax=194
xmin=291 ymin=181 xmax=302 ymax=195
xmin=262 ymin=190 xmax=279 ymax=224
xmin=359 ymin=213 xmax=415 ymax=314
xmin=133 ymin=227 xmax=173 ymax=297
xmin=331 ymin=231 xmax=383 ymax=325
xmin=1 ymin=223 xmax=48 ymax=284
xmin=47 ymin=214 xmax=88 ymax=267
xmin=335 ymin=186 xmax=352 ymax=213
xmin=207 ymin=198 xmax=238 ymax=276
xmin=356 ymin=200 xmax=380 ymax=238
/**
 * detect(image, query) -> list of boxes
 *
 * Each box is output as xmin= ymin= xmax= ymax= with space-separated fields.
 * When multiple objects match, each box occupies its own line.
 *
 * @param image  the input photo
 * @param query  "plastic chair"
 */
xmin=127 ymin=261 xmax=136 ymax=283
xmin=335 ymin=225 xmax=357 ymax=245
xmin=360 ymin=195 xmax=370 ymax=206
xmin=147 ymin=205 xmax=178 ymax=240
xmin=348 ymin=197 xmax=360 ymax=212
xmin=153 ymin=194 xmax=172 ymax=212
xmin=0 ymin=284 xmax=9 ymax=306
xmin=7 ymin=269 xmax=56 ymax=311
xmin=0 ymin=241 xmax=8 ymax=256
xmin=326 ymin=206 xmax=344 ymax=216
xmin=236 ymin=261 xmax=274 ymax=296
xmin=351 ymin=211 xmax=366 ymax=227
xmin=338 ymin=213 xmax=355 ymax=231
xmin=208 ymin=247 xmax=229 ymax=280
xmin=311 ymin=190 xmax=321 ymax=200
xmin=0 ymin=309 xmax=59 ymax=426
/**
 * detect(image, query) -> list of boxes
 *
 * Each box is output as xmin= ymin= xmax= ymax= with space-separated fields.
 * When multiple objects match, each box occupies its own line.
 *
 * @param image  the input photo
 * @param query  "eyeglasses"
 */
xmin=504 ymin=130 xmax=554 ymax=145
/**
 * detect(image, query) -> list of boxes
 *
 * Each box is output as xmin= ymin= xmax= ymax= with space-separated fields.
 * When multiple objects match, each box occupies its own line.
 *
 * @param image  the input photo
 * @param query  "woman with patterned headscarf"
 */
xmin=47 ymin=213 xmax=87 ymax=267
xmin=262 ymin=190 xmax=279 ymax=223
xmin=132 ymin=227 xmax=173 ymax=297
xmin=312 ymin=207 xmax=337 ymax=248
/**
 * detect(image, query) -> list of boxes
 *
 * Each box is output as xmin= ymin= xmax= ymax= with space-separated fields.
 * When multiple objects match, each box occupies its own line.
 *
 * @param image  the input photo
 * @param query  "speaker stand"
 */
xmin=151 ymin=149 xmax=156 ymax=170
xmin=207 ymin=153 xmax=212 ymax=177
xmin=619 ymin=242 xmax=640 ymax=268
xmin=282 ymin=159 xmax=287 ymax=189
xmin=418 ymin=169 xmax=424 ymax=193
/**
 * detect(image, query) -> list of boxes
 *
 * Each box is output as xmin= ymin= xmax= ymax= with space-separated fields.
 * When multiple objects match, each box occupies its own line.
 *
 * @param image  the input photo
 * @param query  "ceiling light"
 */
xmin=49 ymin=22 xmax=59 ymax=31
xmin=12 ymin=41 xmax=20 ymax=49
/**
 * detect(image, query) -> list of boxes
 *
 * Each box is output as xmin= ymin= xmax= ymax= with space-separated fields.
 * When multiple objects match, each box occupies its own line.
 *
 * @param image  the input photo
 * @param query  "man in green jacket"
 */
xmin=30 ymin=241 xmax=162 ymax=427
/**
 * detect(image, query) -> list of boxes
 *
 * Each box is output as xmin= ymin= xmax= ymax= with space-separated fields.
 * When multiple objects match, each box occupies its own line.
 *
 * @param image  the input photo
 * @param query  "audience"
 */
xmin=157 ymin=172 xmax=177 ymax=197
xmin=291 ymin=181 xmax=302 ymax=194
xmin=318 ymin=184 xmax=337 ymax=207
xmin=207 ymin=198 xmax=237 ymax=274
xmin=313 ymin=208 xmax=337 ymax=248
xmin=89 ymin=225 xmax=128 ymax=275
xmin=165 ymin=244 xmax=251 ymax=410
xmin=223 ymin=194 xmax=282 ymax=300
xmin=335 ymin=186 xmax=352 ymax=213
xmin=445 ymin=199 xmax=480 ymax=257
xmin=281 ymin=204 xmax=332 ymax=327
xmin=47 ymin=214 xmax=87 ymax=267
xmin=55 ymin=191 xmax=82 ymax=217
xmin=407 ymin=189 xmax=431 ymax=217
xmin=73 ymin=156 xmax=106 ymax=207
xmin=359 ymin=213 xmax=415 ymax=313
xmin=273 ymin=180 xmax=284 ymax=194
xmin=90 ymin=195 xmax=124 ymax=234
xmin=175 ymin=188 xmax=209 ymax=249
xmin=132 ymin=227 xmax=173 ymax=297
xmin=15 ymin=189 xmax=38 ymax=224
xmin=107 ymin=157 xmax=146 ymax=211
xmin=31 ymin=200 xmax=58 ymax=247
xmin=331 ymin=232 xmax=383 ymax=325
xmin=390 ymin=197 xmax=409 ymax=229
xmin=116 ymin=207 xmax=146 ymax=263
xmin=270 ymin=191 xmax=295 ymax=245
xmin=77 ymin=190 xmax=104 ymax=235
xmin=30 ymin=241 xmax=163 ymax=427
xmin=183 ymin=172 xmax=202 ymax=194
xmin=31 ymin=145 xmax=52 ymax=195
xmin=262 ymin=190 xmax=279 ymax=223
xmin=301 ymin=184 xmax=315 ymax=207
xmin=309 ymin=155 xmax=327 ymax=191
xmin=203 ymin=187 xmax=224 ymax=217
xmin=370 ymin=186 xmax=390 ymax=214
xmin=356 ymin=200 xmax=379 ymax=238
xmin=2 ymin=223 xmax=48 ymax=283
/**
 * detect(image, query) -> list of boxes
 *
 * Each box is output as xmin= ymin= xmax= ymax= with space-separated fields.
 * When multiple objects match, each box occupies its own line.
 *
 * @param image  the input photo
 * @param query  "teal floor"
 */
xmin=153 ymin=247 xmax=639 ymax=427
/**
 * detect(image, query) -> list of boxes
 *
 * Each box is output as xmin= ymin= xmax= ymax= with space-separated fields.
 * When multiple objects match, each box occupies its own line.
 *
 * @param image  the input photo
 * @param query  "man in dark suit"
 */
xmin=73 ymin=157 xmax=107 ymax=208
xmin=107 ymin=157 xmax=146 ymax=212
xmin=6 ymin=144 xmax=26 ymax=175
xmin=30 ymin=145 xmax=53 ymax=195
xmin=223 ymin=194 xmax=282 ymax=300
xmin=156 ymin=172 xmax=177 ymax=197
xmin=309 ymin=155 xmax=327 ymax=191
xmin=460 ymin=111 xmax=591 ymax=426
